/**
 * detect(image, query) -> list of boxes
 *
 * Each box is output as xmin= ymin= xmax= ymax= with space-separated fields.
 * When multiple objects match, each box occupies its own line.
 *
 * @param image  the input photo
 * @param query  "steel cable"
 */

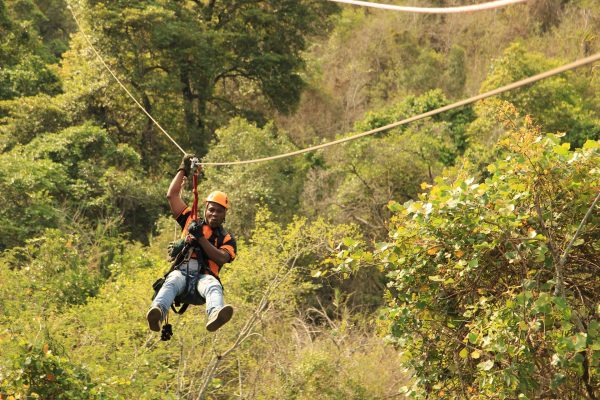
xmin=327 ymin=0 xmax=526 ymax=14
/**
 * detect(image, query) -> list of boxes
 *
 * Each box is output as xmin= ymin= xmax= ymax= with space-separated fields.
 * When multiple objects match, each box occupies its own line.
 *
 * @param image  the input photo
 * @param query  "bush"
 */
xmin=480 ymin=42 xmax=600 ymax=147
xmin=0 ymin=341 xmax=108 ymax=400
xmin=348 ymin=115 xmax=600 ymax=398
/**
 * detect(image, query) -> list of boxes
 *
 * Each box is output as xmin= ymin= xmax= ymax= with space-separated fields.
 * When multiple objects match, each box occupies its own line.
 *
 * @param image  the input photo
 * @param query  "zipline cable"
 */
xmin=67 ymin=4 xmax=187 ymax=155
xmin=202 ymin=52 xmax=600 ymax=166
xmin=69 ymin=4 xmax=600 ymax=167
xmin=327 ymin=0 xmax=526 ymax=14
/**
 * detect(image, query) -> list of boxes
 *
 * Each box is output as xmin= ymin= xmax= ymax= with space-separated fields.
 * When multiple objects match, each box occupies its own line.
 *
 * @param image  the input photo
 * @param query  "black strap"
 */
xmin=171 ymin=303 xmax=189 ymax=314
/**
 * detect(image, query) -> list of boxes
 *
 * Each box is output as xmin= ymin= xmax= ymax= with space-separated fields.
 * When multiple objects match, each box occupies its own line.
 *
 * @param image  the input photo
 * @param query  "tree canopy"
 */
xmin=1 ymin=0 xmax=600 ymax=398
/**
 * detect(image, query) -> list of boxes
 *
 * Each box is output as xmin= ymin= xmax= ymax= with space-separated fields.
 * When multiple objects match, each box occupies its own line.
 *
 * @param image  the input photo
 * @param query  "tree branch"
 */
xmin=194 ymin=254 xmax=301 ymax=400
xmin=554 ymin=190 xmax=600 ymax=297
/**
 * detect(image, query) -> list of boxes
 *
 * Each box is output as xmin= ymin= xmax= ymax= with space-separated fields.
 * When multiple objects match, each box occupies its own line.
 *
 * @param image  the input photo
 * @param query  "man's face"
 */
xmin=205 ymin=202 xmax=227 ymax=228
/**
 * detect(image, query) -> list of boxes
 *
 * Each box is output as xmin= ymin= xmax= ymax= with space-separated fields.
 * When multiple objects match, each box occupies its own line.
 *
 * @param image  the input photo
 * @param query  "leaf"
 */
xmin=572 ymin=238 xmax=584 ymax=247
xmin=518 ymin=321 xmax=528 ymax=331
xmin=459 ymin=348 xmax=469 ymax=359
xmin=588 ymin=320 xmax=599 ymax=338
xmin=388 ymin=201 xmax=403 ymax=212
xmin=477 ymin=360 xmax=494 ymax=371
xmin=427 ymin=246 xmax=441 ymax=255
xmin=468 ymin=332 xmax=478 ymax=344
xmin=552 ymin=143 xmax=570 ymax=156
xmin=471 ymin=350 xmax=481 ymax=359
xmin=342 ymin=237 xmax=357 ymax=247
xmin=570 ymin=333 xmax=587 ymax=352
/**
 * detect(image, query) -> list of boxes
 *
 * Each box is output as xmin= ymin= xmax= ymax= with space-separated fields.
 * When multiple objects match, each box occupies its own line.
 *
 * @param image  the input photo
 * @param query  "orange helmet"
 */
xmin=206 ymin=191 xmax=229 ymax=209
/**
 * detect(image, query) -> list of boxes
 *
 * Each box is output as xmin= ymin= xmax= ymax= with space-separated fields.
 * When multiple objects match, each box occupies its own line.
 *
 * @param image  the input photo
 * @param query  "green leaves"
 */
xmin=0 ymin=123 xmax=164 ymax=247
xmin=76 ymin=0 xmax=337 ymax=155
xmin=477 ymin=360 xmax=495 ymax=371
xmin=0 ymin=341 xmax=106 ymax=399
xmin=202 ymin=118 xmax=305 ymax=238
xmin=479 ymin=43 xmax=600 ymax=147
xmin=356 ymin=117 xmax=600 ymax=398
xmin=553 ymin=142 xmax=571 ymax=156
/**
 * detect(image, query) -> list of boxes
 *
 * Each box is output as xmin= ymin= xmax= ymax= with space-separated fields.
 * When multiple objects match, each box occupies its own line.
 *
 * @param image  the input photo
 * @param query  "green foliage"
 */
xmin=0 ymin=341 xmax=107 ymax=399
xmin=0 ymin=151 xmax=69 ymax=248
xmin=0 ymin=227 xmax=168 ymax=399
xmin=283 ymin=347 xmax=376 ymax=399
xmin=71 ymin=0 xmax=338 ymax=156
xmin=355 ymin=116 xmax=600 ymax=398
xmin=0 ymin=53 xmax=61 ymax=100
xmin=224 ymin=208 xmax=352 ymax=309
xmin=0 ymin=123 xmax=164 ymax=248
xmin=0 ymin=94 xmax=70 ymax=149
xmin=0 ymin=209 xmax=381 ymax=399
xmin=2 ymin=1 xmax=600 ymax=398
xmin=445 ymin=45 xmax=467 ymax=97
xmin=0 ymin=0 xmax=70 ymax=100
xmin=480 ymin=42 xmax=600 ymax=147
xmin=305 ymin=90 xmax=473 ymax=238
xmin=202 ymin=118 xmax=306 ymax=238
xmin=1 ymin=230 xmax=104 ymax=312
xmin=0 ymin=223 xmax=126 ymax=330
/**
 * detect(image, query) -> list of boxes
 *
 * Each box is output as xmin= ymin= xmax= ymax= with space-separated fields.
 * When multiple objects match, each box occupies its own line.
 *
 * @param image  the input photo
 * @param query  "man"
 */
xmin=146 ymin=154 xmax=237 ymax=332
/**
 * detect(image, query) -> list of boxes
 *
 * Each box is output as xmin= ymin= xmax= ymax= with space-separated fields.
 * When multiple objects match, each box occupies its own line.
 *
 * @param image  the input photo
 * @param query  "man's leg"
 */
xmin=147 ymin=270 xmax=186 ymax=331
xmin=197 ymin=274 xmax=233 ymax=332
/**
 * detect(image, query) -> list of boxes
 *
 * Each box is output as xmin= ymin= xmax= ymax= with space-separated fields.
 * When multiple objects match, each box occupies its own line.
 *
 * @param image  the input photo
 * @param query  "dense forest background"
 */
xmin=0 ymin=0 xmax=599 ymax=398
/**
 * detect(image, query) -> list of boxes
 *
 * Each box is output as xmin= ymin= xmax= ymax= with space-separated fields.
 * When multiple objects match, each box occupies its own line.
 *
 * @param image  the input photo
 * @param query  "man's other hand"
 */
xmin=188 ymin=220 xmax=205 ymax=239
xmin=178 ymin=154 xmax=196 ymax=177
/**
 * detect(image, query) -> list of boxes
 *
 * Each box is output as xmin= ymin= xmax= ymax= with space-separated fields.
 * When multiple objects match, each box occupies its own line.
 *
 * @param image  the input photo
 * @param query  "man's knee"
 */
xmin=197 ymin=274 xmax=222 ymax=294
xmin=165 ymin=270 xmax=185 ymax=284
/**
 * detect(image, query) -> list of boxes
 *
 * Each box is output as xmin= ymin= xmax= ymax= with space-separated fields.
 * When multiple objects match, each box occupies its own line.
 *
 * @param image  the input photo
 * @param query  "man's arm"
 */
xmin=169 ymin=154 xmax=197 ymax=217
xmin=167 ymin=170 xmax=187 ymax=218
xmin=195 ymin=237 xmax=231 ymax=266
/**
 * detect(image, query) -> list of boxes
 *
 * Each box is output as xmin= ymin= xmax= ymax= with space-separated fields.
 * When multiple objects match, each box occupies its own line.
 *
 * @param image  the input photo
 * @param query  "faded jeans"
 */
xmin=151 ymin=259 xmax=223 ymax=319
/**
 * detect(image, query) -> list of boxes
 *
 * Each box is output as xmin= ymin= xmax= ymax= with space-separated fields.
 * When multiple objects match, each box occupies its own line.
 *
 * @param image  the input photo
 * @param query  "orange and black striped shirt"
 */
xmin=175 ymin=207 xmax=237 ymax=277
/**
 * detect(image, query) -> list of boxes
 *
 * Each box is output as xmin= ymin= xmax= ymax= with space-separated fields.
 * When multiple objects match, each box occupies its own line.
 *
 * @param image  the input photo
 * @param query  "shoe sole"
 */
xmin=206 ymin=305 xmax=234 ymax=332
xmin=147 ymin=308 xmax=162 ymax=332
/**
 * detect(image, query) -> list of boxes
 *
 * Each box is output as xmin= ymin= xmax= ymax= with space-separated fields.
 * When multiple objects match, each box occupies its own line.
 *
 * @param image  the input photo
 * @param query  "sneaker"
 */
xmin=206 ymin=305 xmax=234 ymax=332
xmin=146 ymin=306 xmax=163 ymax=332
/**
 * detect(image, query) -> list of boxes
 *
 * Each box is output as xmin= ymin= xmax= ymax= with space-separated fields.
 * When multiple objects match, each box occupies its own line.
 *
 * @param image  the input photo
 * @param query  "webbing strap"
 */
xmin=191 ymin=172 xmax=199 ymax=222
xmin=171 ymin=303 xmax=189 ymax=315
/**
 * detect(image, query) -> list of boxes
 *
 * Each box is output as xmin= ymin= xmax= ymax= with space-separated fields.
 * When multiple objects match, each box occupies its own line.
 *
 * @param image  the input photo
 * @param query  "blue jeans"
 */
xmin=151 ymin=259 xmax=224 ymax=318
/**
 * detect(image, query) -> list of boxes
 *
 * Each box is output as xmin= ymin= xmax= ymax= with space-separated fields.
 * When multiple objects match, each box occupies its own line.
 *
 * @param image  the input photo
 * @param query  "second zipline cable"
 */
xmin=327 ymin=0 xmax=526 ymax=14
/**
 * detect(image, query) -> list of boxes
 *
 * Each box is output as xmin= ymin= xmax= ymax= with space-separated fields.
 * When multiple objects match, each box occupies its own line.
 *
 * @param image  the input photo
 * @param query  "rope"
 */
xmin=191 ymin=172 xmax=199 ymax=221
xmin=326 ymin=0 xmax=526 ymax=13
xmin=68 ymin=3 xmax=600 ymax=167
xmin=66 ymin=4 xmax=187 ymax=155
xmin=201 ymin=52 xmax=600 ymax=165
